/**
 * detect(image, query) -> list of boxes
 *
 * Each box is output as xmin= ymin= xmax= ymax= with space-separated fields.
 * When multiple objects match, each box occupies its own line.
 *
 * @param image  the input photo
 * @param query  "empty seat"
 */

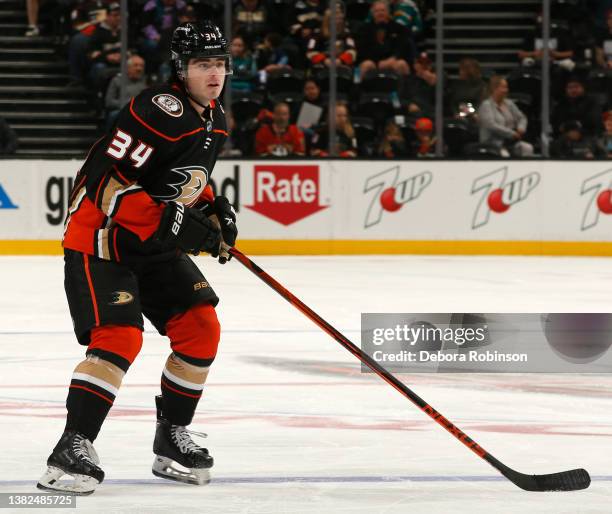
xmin=351 ymin=116 xmax=377 ymax=157
xmin=266 ymin=69 xmax=305 ymax=97
xmin=443 ymin=118 xmax=478 ymax=157
xmin=358 ymin=93 xmax=394 ymax=127
xmin=231 ymin=92 xmax=264 ymax=122
xmin=360 ymin=69 xmax=400 ymax=94
xmin=313 ymin=65 xmax=354 ymax=94
xmin=507 ymin=68 xmax=542 ymax=107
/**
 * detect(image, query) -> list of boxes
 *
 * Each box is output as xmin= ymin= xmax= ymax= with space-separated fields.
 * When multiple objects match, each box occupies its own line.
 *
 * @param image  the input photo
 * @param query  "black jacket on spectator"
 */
xmin=88 ymin=23 xmax=121 ymax=63
xmin=520 ymin=32 xmax=573 ymax=56
xmin=0 ymin=117 xmax=17 ymax=154
xmin=233 ymin=0 xmax=270 ymax=47
xmin=289 ymin=0 xmax=324 ymax=36
xmin=357 ymin=20 xmax=415 ymax=64
xmin=310 ymin=126 xmax=357 ymax=156
xmin=552 ymin=95 xmax=602 ymax=136
xmin=550 ymin=135 xmax=602 ymax=158
xmin=401 ymin=75 xmax=435 ymax=117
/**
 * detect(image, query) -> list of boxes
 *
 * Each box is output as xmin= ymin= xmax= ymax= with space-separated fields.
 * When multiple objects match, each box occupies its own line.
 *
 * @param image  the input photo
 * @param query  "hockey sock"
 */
xmin=65 ymin=355 xmax=125 ymax=441
xmin=160 ymin=353 xmax=209 ymax=426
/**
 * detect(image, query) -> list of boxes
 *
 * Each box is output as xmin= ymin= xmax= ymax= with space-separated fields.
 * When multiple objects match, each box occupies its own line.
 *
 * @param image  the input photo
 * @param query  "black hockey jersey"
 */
xmin=63 ymin=83 xmax=228 ymax=262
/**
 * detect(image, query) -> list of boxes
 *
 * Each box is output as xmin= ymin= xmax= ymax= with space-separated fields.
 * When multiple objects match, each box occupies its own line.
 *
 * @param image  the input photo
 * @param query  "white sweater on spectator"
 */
xmin=478 ymin=96 xmax=527 ymax=146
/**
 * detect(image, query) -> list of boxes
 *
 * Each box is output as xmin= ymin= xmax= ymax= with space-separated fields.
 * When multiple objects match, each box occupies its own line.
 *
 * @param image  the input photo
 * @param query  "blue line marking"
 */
xmin=2 ymin=476 xmax=611 ymax=486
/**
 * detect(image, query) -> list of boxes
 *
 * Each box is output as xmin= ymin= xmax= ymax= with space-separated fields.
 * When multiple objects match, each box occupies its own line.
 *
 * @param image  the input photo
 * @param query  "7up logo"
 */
xmin=580 ymin=168 xmax=612 ymax=230
xmin=471 ymin=167 xmax=540 ymax=229
xmin=363 ymin=166 xmax=432 ymax=228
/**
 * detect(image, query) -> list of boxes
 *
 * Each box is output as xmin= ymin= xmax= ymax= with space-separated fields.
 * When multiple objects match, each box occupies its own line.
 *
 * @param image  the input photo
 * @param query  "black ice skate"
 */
xmin=37 ymin=430 xmax=104 ymax=495
xmin=152 ymin=395 xmax=213 ymax=485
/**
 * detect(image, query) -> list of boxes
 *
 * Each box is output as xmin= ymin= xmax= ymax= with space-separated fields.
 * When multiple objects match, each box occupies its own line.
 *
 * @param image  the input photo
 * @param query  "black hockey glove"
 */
xmin=155 ymin=201 xmax=221 ymax=255
xmin=201 ymin=196 xmax=238 ymax=264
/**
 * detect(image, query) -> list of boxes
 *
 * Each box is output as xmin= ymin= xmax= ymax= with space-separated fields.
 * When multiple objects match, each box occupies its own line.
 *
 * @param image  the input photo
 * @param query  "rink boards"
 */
xmin=1 ymin=159 xmax=612 ymax=255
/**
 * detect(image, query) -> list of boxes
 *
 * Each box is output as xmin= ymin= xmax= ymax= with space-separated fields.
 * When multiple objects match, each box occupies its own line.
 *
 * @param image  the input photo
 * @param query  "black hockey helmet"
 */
xmin=171 ymin=21 xmax=233 ymax=79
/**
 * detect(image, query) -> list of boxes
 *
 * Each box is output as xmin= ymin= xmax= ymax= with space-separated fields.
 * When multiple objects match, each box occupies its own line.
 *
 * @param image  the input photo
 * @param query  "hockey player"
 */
xmin=37 ymin=20 xmax=236 ymax=495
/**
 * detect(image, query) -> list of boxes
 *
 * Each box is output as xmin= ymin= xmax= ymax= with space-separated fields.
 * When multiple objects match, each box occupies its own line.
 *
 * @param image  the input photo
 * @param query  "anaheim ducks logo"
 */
xmin=152 ymin=94 xmax=183 ymax=117
xmin=151 ymin=166 xmax=209 ymax=207
xmin=109 ymin=291 xmax=134 ymax=305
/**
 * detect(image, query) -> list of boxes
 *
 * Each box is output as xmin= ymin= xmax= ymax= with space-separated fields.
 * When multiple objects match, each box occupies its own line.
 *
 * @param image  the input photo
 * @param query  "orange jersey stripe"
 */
xmin=129 ymin=98 xmax=206 ymax=142
xmin=83 ymin=254 xmax=100 ymax=326
xmin=161 ymin=377 xmax=202 ymax=399
xmin=69 ymin=384 xmax=113 ymax=404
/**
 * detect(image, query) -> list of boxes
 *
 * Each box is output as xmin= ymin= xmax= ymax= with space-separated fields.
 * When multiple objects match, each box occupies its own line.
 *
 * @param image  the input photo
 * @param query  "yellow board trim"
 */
xmin=1 ymin=240 xmax=612 ymax=256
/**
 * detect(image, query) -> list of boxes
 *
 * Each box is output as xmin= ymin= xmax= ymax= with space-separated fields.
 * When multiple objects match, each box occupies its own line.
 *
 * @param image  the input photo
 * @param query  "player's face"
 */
xmin=186 ymin=58 xmax=226 ymax=103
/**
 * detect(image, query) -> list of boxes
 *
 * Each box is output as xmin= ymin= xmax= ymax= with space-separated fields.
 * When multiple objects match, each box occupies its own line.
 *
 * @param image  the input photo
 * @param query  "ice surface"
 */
xmin=0 ymin=255 xmax=610 ymax=513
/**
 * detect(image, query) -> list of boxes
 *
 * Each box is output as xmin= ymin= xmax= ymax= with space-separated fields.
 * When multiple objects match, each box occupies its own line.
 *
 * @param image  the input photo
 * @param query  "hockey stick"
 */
xmin=228 ymin=247 xmax=590 ymax=492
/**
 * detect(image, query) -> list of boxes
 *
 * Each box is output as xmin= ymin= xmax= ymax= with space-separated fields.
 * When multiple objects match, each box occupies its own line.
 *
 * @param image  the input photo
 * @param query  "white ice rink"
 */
xmin=1 ymin=254 xmax=611 ymax=513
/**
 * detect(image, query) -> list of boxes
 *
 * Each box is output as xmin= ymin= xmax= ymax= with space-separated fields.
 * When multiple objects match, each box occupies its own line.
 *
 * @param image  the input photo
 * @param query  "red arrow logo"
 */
xmin=245 ymin=165 xmax=328 ymax=225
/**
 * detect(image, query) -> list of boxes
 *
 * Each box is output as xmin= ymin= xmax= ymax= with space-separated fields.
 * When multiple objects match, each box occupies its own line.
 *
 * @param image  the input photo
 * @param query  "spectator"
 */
xmin=551 ymin=76 xmax=602 ymax=136
xmin=296 ymin=80 xmax=324 ymax=138
xmin=357 ymin=0 xmax=414 ymax=77
xmin=365 ymin=0 xmax=424 ymax=36
xmin=401 ymin=52 xmax=436 ymax=117
xmin=550 ymin=120 xmax=600 ymax=159
xmin=593 ymin=0 xmax=612 ymax=30
xmin=140 ymin=0 xmax=185 ymax=74
xmin=597 ymin=111 xmax=612 ymax=158
xmin=286 ymin=0 xmax=325 ymax=69
xmin=230 ymin=35 xmax=257 ymax=92
xmin=0 ymin=116 xmax=18 ymax=155
xmin=389 ymin=0 xmax=423 ymax=35
xmin=570 ymin=7 xmax=598 ymax=69
xmin=154 ymin=3 xmax=196 ymax=83
xmin=517 ymin=17 xmax=575 ymax=70
xmin=88 ymin=3 xmax=122 ymax=91
xmin=306 ymin=6 xmax=356 ymax=71
xmin=233 ymin=0 xmax=270 ymax=48
xmin=255 ymin=32 xmax=290 ymax=81
xmin=378 ymin=121 xmax=409 ymax=157
xmin=447 ymin=57 xmax=487 ymax=116
xmin=177 ymin=3 xmax=196 ymax=23
xmin=411 ymin=117 xmax=436 ymax=157
xmin=478 ymin=75 xmax=534 ymax=157
xmin=104 ymin=55 xmax=147 ymax=130
xmin=289 ymin=0 xmax=324 ymax=39
xmin=67 ymin=1 xmax=106 ymax=85
xmin=595 ymin=9 xmax=612 ymax=69
xmin=255 ymin=102 xmax=305 ymax=156
xmin=303 ymin=79 xmax=323 ymax=106
xmin=25 ymin=0 xmax=40 ymax=36
xmin=310 ymin=103 xmax=358 ymax=157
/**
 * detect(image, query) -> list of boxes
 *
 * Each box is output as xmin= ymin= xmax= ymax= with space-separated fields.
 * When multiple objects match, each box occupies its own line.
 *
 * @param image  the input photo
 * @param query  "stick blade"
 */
xmin=508 ymin=468 xmax=591 ymax=492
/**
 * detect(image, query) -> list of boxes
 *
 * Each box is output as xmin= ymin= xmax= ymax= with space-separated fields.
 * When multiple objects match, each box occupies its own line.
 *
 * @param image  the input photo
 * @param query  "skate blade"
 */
xmin=152 ymin=456 xmax=211 ymax=485
xmin=37 ymin=466 xmax=98 ymax=495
